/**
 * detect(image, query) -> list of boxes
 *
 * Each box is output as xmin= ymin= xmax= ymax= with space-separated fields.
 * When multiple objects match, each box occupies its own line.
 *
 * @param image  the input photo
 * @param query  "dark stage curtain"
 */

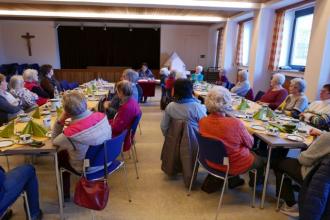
xmin=57 ymin=26 xmax=160 ymax=69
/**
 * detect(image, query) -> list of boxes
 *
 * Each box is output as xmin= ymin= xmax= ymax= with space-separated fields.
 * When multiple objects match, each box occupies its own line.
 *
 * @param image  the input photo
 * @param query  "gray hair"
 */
xmin=9 ymin=75 xmax=24 ymax=90
xmin=196 ymin=65 xmax=203 ymax=73
xmin=272 ymin=73 xmax=286 ymax=86
xmin=205 ymin=86 xmax=233 ymax=114
xmin=238 ymin=70 xmax=248 ymax=81
xmin=290 ymin=78 xmax=306 ymax=93
xmin=122 ymin=69 xmax=139 ymax=83
xmin=175 ymin=71 xmax=187 ymax=80
xmin=160 ymin=67 xmax=170 ymax=76
xmin=23 ymin=69 xmax=38 ymax=82
xmin=62 ymin=91 xmax=87 ymax=116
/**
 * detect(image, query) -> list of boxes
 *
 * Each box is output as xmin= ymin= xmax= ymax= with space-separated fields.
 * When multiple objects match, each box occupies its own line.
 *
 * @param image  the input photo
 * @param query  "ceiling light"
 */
xmin=80 ymin=23 xmax=84 ymax=30
xmin=0 ymin=10 xmax=225 ymax=22
xmin=103 ymin=24 xmax=107 ymax=31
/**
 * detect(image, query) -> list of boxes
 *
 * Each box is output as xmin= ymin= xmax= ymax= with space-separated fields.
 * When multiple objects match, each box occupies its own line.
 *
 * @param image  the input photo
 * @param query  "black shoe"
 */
xmin=201 ymin=174 xmax=224 ymax=193
xmin=228 ymin=176 xmax=245 ymax=189
xmin=1 ymin=209 xmax=13 ymax=220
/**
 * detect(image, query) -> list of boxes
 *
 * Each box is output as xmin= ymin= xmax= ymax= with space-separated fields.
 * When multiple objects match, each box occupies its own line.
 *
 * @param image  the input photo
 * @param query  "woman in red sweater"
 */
xmin=199 ymin=87 xmax=264 ymax=187
xmin=105 ymin=80 xmax=141 ymax=152
xmin=258 ymin=73 xmax=288 ymax=110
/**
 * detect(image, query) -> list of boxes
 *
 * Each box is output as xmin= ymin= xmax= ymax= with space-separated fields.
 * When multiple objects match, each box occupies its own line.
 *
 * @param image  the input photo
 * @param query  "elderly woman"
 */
xmin=40 ymin=64 xmax=62 ymax=98
xmin=231 ymin=70 xmax=250 ymax=97
xmin=191 ymin=65 xmax=204 ymax=82
xmin=122 ymin=69 xmax=139 ymax=101
xmin=165 ymin=71 xmax=176 ymax=97
xmin=107 ymin=80 xmax=141 ymax=152
xmin=52 ymin=91 xmax=111 ymax=200
xmin=160 ymin=67 xmax=170 ymax=97
xmin=215 ymin=69 xmax=229 ymax=87
xmin=23 ymin=69 xmax=50 ymax=100
xmin=138 ymin=62 xmax=154 ymax=79
xmin=0 ymin=73 xmax=23 ymax=125
xmin=278 ymin=78 xmax=308 ymax=118
xmin=9 ymin=75 xmax=41 ymax=110
xmin=300 ymin=84 xmax=330 ymax=130
xmin=258 ymin=73 xmax=288 ymax=110
xmin=160 ymin=79 xmax=206 ymax=136
xmin=199 ymin=87 xmax=264 ymax=188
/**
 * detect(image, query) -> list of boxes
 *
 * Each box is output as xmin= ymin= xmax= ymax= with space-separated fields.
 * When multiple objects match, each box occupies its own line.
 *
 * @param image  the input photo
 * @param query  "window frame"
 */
xmin=288 ymin=7 xmax=314 ymax=70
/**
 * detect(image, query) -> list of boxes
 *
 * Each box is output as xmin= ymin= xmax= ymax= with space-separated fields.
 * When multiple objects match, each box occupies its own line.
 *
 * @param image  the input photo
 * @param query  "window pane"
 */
xmin=290 ymin=14 xmax=313 ymax=66
xmin=242 ymin=21 xmax=253 ymax=66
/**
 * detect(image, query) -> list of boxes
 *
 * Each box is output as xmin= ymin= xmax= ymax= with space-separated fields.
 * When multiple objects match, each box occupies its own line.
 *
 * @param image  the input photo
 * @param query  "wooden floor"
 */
xmin=0 ymin=88 xmax=295 ymax=220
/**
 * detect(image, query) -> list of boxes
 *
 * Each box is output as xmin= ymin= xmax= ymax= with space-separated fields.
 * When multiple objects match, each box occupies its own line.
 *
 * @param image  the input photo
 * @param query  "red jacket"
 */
xmin=24 ymin=81 xmax=48 ymax=106
xmin=109 ymin=98 xmax=141 ymax=151
xmin=199 ymin=113 xmax=255 ymax=176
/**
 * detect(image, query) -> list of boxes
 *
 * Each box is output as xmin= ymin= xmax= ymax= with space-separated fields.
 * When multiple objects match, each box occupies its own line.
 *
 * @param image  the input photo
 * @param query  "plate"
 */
xmin=234 ymin=113 xmax=246 ymax=118
xmin=17 ymin=117 xmax=31 ymax=123
xmin=251 ymin=124 xmax=266 ymax=131
xmin=279 ymin=116 xmax=293 ymax=121
xmin=88 ymin=97 xmax=99 ymax=101
xmin=266 ymin=131 xmax=279 ymax=137
xmin=41 ymin=111 xmax=51 ymax=116
xmin=286 ymin=134 xmax=305 ymax=142
xmin=0 ymin=140 xmax=15 ymax=148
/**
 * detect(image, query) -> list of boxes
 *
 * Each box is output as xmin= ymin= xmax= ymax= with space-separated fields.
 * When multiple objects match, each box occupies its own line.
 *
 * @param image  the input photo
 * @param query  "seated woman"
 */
xmin=278 ymin=78 xmax=308 ymax=119
xmin=40 ymin=64 xmax=62 ymax=98
xmin=52 ymin=91 xmax=111 ymax=200
xmin=0 ymin=73 xmax=23 ymax=125
xmin=191 ymin=65 xmax=204 ymax=82
xmin=160 ymin=79 xmax=207 ymax=136
xmin=0 ymin=165 xmax=42 ymax=220
xmin=230 ymin=70 xmax=250 ymax=97
xmin=258 ymin=73 xmax=288 ymax=110
xmin=160 ymin=67 xmax=170 ymax=97
xmin=23 ymin=69 xmax=50 ymax=102
xmin=199 ymin=87 xmax=264 ymax=188
xmin=9 ymin=75 xmax=40 ymax=111
xmin=300 ymin=84 xmax=330 ymax=131
xmin=272 ymin=129 xmax=330 ymax=217
xmin=107 ymin=80 xmax=141 ymax=152
xmin=215 ymin=69 xmax=228 ymax=87
xmin=138 ymin=62 xmax=154 ymax=79
xmin=165 ymin=71 xmax=176 ymax=97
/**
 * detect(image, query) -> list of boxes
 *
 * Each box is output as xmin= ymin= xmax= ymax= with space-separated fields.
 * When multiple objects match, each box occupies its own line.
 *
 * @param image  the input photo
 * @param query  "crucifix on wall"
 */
xmin=21 ymin=32 xmax=35 ymax=56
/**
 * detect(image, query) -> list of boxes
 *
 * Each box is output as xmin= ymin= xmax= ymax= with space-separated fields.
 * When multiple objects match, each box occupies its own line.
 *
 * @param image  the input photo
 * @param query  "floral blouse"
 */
xmin=10 ymin=88 xmax=38 ymax=110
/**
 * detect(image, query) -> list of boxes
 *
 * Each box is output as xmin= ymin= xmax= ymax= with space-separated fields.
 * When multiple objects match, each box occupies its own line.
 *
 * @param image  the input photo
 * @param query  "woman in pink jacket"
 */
xmin=105 ymin=80 xmax=142 ymax=152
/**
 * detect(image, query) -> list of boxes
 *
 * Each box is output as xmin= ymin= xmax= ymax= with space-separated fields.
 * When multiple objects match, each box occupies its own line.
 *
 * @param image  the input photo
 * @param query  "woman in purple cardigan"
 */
xmin=106 ymin=80 xmax=142 ymax=152
xmin=258 ymin=73 xmax=288 ymax=110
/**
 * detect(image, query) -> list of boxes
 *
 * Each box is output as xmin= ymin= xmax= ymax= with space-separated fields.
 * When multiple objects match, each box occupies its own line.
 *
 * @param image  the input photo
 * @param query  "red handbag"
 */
xmin=73 ymin=141 xmax=110 ymax=210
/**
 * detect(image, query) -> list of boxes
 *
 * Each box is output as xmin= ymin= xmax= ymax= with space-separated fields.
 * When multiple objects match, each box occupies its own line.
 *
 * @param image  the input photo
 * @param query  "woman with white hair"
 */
xmin=9 ymin=75 xmax=39 ymax=110
xmin=231 ymin=70 xmax=250 ymax=97
xmin=160 ymin=67 xmax=170 ymax=97
xmin=23 ymin=69 xmax=50 ymax=100
xmin=191 ymin=65 xmax=204 ymax=82
xmin=258 ymin=73 xmax=288 ymax=110
xmin=278 ymin=78 xmax=308 ymax=118
xmin=199 ymin=86 xmax=264 ymax=188
xmin=52 ymin=91 xmax=111 ymax=200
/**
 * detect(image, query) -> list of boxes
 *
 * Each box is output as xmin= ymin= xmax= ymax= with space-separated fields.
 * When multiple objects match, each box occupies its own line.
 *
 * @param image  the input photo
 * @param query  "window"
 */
xmin=242 ymin=20 xmax=253 ymax=66
xmin=288 ymin=7 xmax=314 ymax=69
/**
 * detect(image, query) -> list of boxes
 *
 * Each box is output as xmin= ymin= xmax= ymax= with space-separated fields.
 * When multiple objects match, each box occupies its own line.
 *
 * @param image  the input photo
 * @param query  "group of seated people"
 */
xmin=0 ymin=64 xmax=63 ymax=125
xmin=160 ymin=76 xmax=330 ymax=217
xmin=0 ymin=68 xmax=142 ymax=219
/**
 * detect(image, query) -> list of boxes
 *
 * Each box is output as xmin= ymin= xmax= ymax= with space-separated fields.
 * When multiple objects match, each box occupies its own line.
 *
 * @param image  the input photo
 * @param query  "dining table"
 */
xmin=194 ymin=82 xmax=316 ymax=209
xmin=0 ymin=85 xmax=106 ymax=220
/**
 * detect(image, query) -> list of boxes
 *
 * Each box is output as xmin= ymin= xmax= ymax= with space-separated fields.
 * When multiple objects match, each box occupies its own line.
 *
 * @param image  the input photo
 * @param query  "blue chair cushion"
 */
xmin=85 ymin=160 xmax=123 ymax=181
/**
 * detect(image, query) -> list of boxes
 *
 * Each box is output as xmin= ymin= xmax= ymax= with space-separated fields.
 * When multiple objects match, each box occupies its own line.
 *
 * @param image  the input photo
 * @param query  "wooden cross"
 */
xmin=21 ymin=32 xmax=35 ymax=56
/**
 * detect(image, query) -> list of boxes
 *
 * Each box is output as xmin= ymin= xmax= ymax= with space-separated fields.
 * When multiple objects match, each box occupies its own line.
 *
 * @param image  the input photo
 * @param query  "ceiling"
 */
xmin=0 ymin=0 xmax=273 ymax=23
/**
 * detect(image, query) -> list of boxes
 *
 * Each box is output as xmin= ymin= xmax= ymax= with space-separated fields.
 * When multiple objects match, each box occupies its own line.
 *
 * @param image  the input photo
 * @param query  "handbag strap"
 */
xmin=103 ymin=141 xmax=108 ymax=180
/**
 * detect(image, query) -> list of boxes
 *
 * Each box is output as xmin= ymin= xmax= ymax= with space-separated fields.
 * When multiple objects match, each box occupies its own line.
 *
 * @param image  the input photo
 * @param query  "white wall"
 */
xmin=160 ymin=24 xmax=210 ymax=70
xmin=0 ymin=20 xmax=60 ymax=68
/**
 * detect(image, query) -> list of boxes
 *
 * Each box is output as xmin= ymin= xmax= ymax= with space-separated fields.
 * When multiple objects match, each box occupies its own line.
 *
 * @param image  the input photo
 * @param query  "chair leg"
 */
xmin=250 ymin=169 xmax=257 ymax=208
xmin=133 ymin=141 xmax=138 ymax=163
xmin=131 ymin=148 xmax=139 ymax=179
xmin=91 ymin=210 xmax=95 ymax=220
xmin=215 ymin=177 xmax=227 ymax=220
xmin=138 ymin=124 xmax=142 ymax=135
xmin=22 ymin=191 xmax=32 ymax=220
xmin=276 ymin=173 xmax=286 ymax=211
xmin=122 ymin=163 xmax=132 ymax=202
xmin=187 ymin=158 xmax=199 ymax=196
xmin=59 ymin=168 xmax=65 ymax=207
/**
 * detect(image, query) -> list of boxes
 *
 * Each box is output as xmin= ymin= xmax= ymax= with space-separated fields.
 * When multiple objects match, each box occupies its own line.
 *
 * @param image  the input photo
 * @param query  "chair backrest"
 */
xmin=254 ymin=91 xmax=265 ymax=102
xmin=130 ymin=113 xmax=142 ymax=137
xmin=195 ymin=132 xmax=229 ymax=169
xmin=85 ymin=130 xmax=128 ymax=170
xmin=245 ymin=88 xmax=254 ymax=101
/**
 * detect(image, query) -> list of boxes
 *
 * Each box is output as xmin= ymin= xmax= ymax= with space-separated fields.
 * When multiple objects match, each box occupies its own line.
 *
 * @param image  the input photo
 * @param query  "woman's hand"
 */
xmin=59 ymin=111 xmax=69 ymax=124
xmin=309 ymin=128 xmax=323 ymax=137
